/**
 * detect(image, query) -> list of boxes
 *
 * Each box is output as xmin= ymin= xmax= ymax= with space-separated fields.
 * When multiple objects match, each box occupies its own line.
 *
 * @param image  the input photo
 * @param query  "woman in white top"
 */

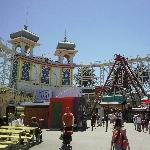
xmin=17 ymin=113 xmax=25 ymax=126
xmin=110 ymin=113 xmax=116 ymax=125
xmin=148 ymin=121 xmax=150 ymax=134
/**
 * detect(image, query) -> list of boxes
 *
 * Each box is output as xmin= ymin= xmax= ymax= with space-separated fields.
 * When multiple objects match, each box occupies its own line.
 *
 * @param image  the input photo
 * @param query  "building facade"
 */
xmin=9 ymin=26 xmax=77 ymax=94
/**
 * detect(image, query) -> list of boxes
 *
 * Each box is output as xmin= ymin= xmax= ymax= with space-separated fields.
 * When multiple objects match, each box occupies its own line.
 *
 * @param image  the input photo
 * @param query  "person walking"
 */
xmin=145 ymin=116 xmax=149 ymax=132
xmin=105 ymin=113 xmax=109 ymax=132
xmin=133 ymin=114 xmax=137 ymax=130
xmin=61 ymin=107 xmax=74 ymax=148
xmin=110 ymin=119 xmax=130 ymax=150
xmin=136 ymin=114 xmax=141 ymax=132
xmin=141 ymin=118 xmax=145 ymax=132
xmin=102 ymin=117 xmax=105 ymax=127
xmin=110 ymin=113 xmax=116 ymax=126
xmin=148 ymin=120 xmax=150 ymax=134
xmin=91 ymin=112 xmax=97 ymax=131
xmin=62 ymin=107 xmax=74 ymax=134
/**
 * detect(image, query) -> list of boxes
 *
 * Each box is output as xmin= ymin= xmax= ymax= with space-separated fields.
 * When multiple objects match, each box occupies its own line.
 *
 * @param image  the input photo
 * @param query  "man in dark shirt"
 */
xmin=91 ymin=112 xmax=97 ymax=131
xmin=105 ymin=113 xmax=109 ymax=132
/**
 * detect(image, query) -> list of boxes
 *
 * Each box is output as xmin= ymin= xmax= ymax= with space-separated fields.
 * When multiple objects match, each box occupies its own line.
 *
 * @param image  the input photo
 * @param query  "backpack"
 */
xmin=113 ymin=130 xmax=129 ymax=150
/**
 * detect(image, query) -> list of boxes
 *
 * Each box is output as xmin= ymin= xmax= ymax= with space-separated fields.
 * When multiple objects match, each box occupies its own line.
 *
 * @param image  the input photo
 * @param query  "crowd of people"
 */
xmin=90 ymin=108 xmax=150 ymax=150
xmin=91 ymin=109 xmax=123 ymax=132
xmin=2 ymin=106 xmax=150 ymax=150
xmin=133 ymin=113 xmax=150 ymax=133
xmin=91 ymin=109 xmax=130 ymax=150
xmin=0 ymin=112 xmax=43 ymax=143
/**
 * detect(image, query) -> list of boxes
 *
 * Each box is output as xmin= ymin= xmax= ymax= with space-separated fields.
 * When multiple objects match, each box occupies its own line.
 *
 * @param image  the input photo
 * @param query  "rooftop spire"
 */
xmin=24 ymin=0 xmax=30 ymax=30
xmin=25 ymin=11 xmax=28 ymax=28
xmin=64 ymin=29 xmax=67 ymax=42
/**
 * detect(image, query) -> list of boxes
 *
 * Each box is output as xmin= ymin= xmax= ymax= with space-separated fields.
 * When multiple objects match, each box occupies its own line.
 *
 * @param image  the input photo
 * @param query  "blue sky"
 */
xmin=1 ymin=0 xmax=150 ymax=64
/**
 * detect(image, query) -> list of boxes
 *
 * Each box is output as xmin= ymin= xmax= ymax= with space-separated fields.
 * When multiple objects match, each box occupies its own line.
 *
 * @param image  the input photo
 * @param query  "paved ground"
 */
xmin=30 ymin=121 xmax=150 ymax=150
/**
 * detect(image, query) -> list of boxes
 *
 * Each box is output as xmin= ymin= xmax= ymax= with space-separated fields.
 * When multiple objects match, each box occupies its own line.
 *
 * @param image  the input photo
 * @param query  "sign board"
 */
xmin=34 ymin=90 xmax=52 ymax=102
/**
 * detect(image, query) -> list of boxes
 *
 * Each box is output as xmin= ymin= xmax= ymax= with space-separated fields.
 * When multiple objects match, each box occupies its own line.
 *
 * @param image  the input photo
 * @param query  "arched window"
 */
xmin=15 ymin=45 xmax=21 ymax=53
xmin=25 ymin=45 xmax=30 ymax=56
xmin=63 ymin=55 xmax=70 ymax=64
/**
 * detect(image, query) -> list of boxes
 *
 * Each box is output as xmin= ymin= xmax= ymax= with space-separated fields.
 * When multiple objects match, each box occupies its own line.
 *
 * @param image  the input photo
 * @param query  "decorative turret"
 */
xmin=54 ymin=33 xmax=77 ymax=64
xmin=8 ymin=25 xmax=39 ymax=56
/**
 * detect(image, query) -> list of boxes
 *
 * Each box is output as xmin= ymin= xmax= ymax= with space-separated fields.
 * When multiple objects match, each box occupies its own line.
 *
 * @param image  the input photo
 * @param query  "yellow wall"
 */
xmin=16 ymin=57 xmax=73 ymax=87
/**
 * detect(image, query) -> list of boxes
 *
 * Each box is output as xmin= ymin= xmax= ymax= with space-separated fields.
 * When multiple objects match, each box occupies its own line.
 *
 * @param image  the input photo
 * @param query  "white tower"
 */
xmin=54 ymin=34 xmax=77 ymax=64
xmin=8 ymin=25 xmax=39 ymax=57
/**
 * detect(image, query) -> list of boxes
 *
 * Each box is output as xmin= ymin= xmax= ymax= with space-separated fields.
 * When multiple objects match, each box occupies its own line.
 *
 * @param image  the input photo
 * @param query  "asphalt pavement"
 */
xmin=30 ymin=121 xmax=150 ymax=150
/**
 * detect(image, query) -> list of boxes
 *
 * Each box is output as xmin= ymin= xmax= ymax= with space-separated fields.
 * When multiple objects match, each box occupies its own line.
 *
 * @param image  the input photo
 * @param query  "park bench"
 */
xmin=0 ymin=126 xmax=41 ymax=148
xmin=0 ymin=134 xmax=20 ymax=149
xmin=0 ymin=144 xmax=8 ymax=149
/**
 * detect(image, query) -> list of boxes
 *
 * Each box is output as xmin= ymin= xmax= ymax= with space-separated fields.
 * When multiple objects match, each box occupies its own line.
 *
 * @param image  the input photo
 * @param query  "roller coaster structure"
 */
xmin=0 ymin=38 xmax=150 ymax=96
xmin=0 ymin=38 xmax=15 ymax=86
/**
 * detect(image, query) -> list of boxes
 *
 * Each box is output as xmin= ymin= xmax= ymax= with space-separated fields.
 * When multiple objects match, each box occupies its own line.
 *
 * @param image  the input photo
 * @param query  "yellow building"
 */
xmin=9 ymin=26 xmax=77 ymax=94
xmin=0 ymin=26 xmax=78 ymax=118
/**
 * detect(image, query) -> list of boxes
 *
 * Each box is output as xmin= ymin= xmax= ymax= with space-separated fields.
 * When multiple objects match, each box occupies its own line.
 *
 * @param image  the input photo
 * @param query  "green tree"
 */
xmin=74 ymin=67 xmax=97 ymax=87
